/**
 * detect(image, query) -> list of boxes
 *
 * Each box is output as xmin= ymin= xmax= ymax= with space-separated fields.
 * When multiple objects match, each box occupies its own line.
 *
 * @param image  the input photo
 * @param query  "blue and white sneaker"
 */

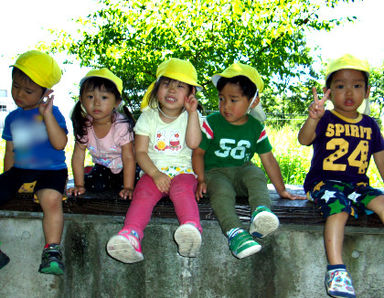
xmin=325 ymin=268 xmax=356 ymax=298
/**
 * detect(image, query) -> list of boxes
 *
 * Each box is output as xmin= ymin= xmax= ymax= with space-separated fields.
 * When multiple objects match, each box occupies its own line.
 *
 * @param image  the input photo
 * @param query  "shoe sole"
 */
xmin=39 ymin=261 xmax=64 ymax=275
xmin=106 ymin=235 xmax=144 ymax=264
xmin=250 ymin=211 xmax=279 ymax=238
xmin=235 ymin=243 xmax=262 ymax=259
xmin=174 ymin=224 xmax=202 ymax=258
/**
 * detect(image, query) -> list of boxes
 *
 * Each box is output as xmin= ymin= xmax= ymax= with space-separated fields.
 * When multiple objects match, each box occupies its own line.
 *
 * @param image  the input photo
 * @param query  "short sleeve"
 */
xmin=134 ymin=109 xmax=152 ymax=136
xmin=114 ymin=121 xmax=134 ymax=146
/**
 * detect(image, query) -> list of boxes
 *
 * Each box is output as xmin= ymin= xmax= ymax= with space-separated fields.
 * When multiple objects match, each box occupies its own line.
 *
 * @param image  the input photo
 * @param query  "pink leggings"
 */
xmin=122 ymin=173 xmax=202 ymax=239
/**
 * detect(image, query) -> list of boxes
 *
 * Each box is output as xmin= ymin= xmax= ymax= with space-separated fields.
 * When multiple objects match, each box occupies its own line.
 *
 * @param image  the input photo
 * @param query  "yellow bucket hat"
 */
xmin=140 ymin=58 xmax=202 ymax=110
xmin=11 ymin=50 xmax=62 ymax=89
xmin=80 ymin=68 xmax=123 ymax=96
xmin=325 ymin=54 xmax=370 ymax=81
xmin=211 ymin=62 xmax=264 ymax=93
xmin=211 ymin=62 xmax=266 ymax=122
xmin=326 ymin=54 xmax=371 ymax=115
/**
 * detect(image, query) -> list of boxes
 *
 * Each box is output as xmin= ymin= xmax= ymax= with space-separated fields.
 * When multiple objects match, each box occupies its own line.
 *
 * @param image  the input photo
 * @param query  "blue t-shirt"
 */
xmin=2 ymin=106 xmax=68 ymax=170
xmin=304 ymin=110 xmax=384 ymax=192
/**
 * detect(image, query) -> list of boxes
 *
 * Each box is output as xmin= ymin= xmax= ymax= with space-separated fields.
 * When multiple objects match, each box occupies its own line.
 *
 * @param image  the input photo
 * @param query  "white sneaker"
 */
xmin=106 ymin=230 xmax=144 ymax=263
xmin=174 ymin=223 xmax=202 ymax=258
xmin=249 ymin=206 xmax=279 ymax=238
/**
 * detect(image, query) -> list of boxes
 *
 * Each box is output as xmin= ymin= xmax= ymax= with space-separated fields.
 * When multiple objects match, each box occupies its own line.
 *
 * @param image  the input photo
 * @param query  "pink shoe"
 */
xmin=106 ymin=230 xmax=144 ymax=263
xmin=174 ymin=223 xmax=202 ymax=258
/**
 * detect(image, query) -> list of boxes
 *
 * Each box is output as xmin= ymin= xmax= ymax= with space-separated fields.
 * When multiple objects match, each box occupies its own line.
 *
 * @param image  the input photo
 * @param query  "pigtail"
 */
xmin=122 ymin=105 xmax=136 ymax=133
xmin=71 ymin=101 xmax=90 ymax=144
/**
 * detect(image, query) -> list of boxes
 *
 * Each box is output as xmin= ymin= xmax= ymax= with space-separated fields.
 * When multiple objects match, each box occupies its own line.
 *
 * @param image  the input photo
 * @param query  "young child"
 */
xmin=107 ymin=58 xmax=203 ymax=263
xmin=298 ymin=54 xmax=384 ymax=298
xmin=193 ymin=62 xmax=304 ymax=260
xmin=0 ymin=50 xmax=68 ymax=275
xmin=66 ymin=68 xmax=136 ymax=200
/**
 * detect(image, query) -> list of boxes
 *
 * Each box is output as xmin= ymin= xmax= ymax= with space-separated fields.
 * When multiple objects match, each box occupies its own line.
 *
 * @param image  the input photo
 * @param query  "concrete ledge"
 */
xmin=0 ymin=211 xmax=383 ymax=297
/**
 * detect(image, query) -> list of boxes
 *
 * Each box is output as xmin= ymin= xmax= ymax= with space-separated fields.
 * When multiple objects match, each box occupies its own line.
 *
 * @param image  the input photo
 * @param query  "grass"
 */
xmin=0 ymin=125 xmax=383 ymax=188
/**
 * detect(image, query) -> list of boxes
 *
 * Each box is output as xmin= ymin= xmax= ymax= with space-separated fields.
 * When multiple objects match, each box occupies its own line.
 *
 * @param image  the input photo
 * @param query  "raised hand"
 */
xmin=308 ymin=87 xmax=330 ymax=120
xmin=184 ymin=87 xmax=198 ymax=113
xmin=39 ymin=89 xmax=55 ymax=116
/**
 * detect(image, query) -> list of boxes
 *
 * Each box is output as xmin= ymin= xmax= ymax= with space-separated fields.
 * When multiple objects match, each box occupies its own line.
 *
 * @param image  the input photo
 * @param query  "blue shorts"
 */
xmin=307 ymin=180 xmax=384 ymax=218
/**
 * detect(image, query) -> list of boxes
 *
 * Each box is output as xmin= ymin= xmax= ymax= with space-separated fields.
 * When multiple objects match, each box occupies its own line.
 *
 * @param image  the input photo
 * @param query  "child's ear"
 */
xmin=115 ymin=98 xmax=123 ymax=108
xmin=365 ymin=85 xmax=371 ymax=99
xmin=250 ymin=96 xmax=260 ymax=108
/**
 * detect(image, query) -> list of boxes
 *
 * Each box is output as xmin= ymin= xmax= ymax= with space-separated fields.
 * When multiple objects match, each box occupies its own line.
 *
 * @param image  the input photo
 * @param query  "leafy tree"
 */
xmin=46 ymin=0 xmax=356 ymax=116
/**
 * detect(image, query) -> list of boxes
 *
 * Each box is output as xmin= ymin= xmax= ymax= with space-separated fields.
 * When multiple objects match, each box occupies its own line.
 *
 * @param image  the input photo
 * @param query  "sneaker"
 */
xmin=228 ymin=228 xmax=261 ymax=259
xmin=106 ymin=230 xmax=144 ymax=263
xmin=174 ymin=223 xmax=202 ymax=258
xmin=0 ymin=249 xmax=10 ymax=269
xmin=38 ymin=244 xmax=64 ymax=275
xmin=325 ymin=268 xmax=356 ymax=298
xmin=250 ymin=206 xmax=279 ymax=238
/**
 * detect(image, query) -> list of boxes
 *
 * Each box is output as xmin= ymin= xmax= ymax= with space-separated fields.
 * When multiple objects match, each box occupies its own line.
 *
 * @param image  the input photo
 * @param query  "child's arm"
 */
xmin=3 ymin=141 xmax=14 ymax=172
xmin=119 ymin=142 xmax=136 ymax=200
xmin=184 ymin=91 xmax=202 ymax=149
xmin=373 ymin=150 xmax=384 ymax=183
xmin=39 ymin=92 xmax=68 ymax=150
xmin=135 ymin=134 xmax=171 ymax=193
xmin=298 ymin=88 xmax=330 ymax=146
xmin=192 ymin=147 xmax=206 ymax=201
xmin=67 ymin=142 xmax=86 ymax=196
xmin=259 ymin=151 xmax=306 ymax=200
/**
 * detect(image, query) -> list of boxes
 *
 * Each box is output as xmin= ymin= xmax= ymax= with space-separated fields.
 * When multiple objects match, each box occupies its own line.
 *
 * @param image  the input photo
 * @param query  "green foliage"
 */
xmin=46 ymin=0 xmax=356 ymax=115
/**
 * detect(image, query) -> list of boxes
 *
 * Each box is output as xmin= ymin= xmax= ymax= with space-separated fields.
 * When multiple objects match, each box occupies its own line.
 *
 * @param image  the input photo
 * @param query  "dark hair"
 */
xmin=12 ymin=67 xmax=46 ymax=96
xmin=216 ymin=75 xmax=256 ymax=100
xmin=72 ymin=77 xmax=135 ymax=143
xmin=326 ymin=70 xmax=369 ymax=91
xmin=147 ymin=76 xmax=193 ymax=109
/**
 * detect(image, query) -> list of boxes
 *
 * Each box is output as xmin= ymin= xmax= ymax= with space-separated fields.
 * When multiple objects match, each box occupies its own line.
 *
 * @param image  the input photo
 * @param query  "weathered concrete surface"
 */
xmin=0 ymin=211 xmax=383 ymax=298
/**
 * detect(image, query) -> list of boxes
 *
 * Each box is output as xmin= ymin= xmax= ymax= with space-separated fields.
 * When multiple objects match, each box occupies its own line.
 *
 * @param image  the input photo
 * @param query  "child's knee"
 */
xmin=37 ymin=189 xmax=63 ymax=210
xmin=367 ymin=195 xmax=384 ymax=221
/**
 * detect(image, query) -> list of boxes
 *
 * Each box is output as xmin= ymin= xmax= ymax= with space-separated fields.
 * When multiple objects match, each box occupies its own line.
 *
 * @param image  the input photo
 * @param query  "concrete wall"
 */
xmin=0 ymin=210 xmax=383 ymax=298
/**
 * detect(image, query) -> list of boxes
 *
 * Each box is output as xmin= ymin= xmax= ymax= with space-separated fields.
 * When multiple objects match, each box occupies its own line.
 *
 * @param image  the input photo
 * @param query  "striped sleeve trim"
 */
xmin=257 ymin=128 xmax=267 ymax=143
xmin=202 ymin=119 xmax=214 ymax=139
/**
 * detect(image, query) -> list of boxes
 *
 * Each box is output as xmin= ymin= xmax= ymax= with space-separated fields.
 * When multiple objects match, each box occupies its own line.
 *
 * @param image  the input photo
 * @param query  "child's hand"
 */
xmin=119 ymin=188 xmax=134 ymax=200
xmin=39 ymin=89 xmax=55 ymax=116
xmin=195 ymin=180 xmax=207 ymax=202
xmin=184 ymin=87 xmax=198 ymax=113
xmin=308 ymin=88 xmax=330 ymax=120
xmin=152 ymin=172 xmax=171 ymax=193
xmin=67 ymin=185 xmax=86 ymax=197
xmin=278 ymin=190 xmax=306 ymax=200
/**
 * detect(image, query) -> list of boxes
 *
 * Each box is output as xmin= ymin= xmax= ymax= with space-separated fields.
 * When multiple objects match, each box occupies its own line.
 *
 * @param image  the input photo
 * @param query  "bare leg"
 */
xmin=37 ymin=189 xmax=64 ymax=244
xmin=324 ymin=212 xmax=349 ymax=265
xmin=367 ymin=195 xmax=384 ymax=223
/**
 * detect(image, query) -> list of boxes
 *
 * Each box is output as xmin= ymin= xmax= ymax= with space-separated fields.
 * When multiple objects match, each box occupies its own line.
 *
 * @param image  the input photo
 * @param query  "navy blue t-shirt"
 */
xmin=304 ymin=110 xmax=384 ymax=192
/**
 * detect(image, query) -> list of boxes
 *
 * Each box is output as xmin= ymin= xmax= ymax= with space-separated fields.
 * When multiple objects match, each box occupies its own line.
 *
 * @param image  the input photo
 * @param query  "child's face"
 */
xmin=157 ymin=78 xmax=190 ymax=116
xmin=326 ymin=69 xmax=370 ymax=118
xmin=81 ymin=85 xmax=120 ymax=123
xmin=11 ymin=74 xmax=45 ymax=110
xmin=218 ymin=82 xmax=257 ymax=125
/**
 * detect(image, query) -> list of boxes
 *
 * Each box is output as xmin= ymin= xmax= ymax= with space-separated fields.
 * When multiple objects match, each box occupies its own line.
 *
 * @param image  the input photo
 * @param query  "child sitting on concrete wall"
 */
xmin=298 ymin=54 xmax=384 ymax=298
xmin=192 ymin=62 xmax=304 ymax=260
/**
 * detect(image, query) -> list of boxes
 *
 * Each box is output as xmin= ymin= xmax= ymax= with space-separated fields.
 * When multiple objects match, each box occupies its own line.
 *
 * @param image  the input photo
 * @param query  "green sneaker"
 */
xmin=227 ymin=228 xmax=261 ymax=259
xmin=250 ymin=206 xmax=279 ymax=238
xmin=0 ymin=249 xmax=10 ymax=270
xmin=38 ymin=244 xmax=64 ymax=275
